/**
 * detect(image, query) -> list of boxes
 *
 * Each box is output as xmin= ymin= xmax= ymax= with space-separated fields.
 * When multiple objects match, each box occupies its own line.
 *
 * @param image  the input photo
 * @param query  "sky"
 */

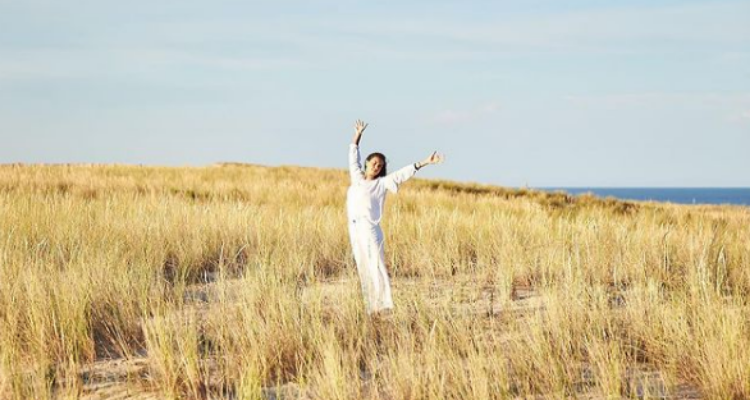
xmin=1 ymin=0 xmax=749 ymax=187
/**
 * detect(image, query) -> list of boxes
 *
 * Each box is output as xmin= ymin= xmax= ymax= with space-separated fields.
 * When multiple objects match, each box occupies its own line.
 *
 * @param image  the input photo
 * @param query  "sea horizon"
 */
xmin=539 ymin=187 xmax=750 ymax=206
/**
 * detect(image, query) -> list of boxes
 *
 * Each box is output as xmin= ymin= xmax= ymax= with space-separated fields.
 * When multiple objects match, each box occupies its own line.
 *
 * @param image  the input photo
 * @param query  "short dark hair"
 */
xmin=365 ymin=152 xmax=387 ymax=178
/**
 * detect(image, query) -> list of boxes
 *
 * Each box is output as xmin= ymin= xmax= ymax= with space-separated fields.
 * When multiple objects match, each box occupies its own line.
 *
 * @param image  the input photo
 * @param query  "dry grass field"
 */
xmin=1 ymin=163 xmax=749 ymax=399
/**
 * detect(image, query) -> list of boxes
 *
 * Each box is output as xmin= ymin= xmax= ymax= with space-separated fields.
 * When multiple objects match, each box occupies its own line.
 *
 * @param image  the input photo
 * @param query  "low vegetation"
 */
xmin=1 ymin=163 xmax=748 ymax=399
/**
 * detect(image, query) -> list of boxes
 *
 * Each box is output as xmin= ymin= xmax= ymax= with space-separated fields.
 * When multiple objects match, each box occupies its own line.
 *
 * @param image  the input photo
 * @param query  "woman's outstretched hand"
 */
xmin=418 ymin=151 xmax=445 ymax=169
xmin=352 ymin=119 xmax=368 ymax=145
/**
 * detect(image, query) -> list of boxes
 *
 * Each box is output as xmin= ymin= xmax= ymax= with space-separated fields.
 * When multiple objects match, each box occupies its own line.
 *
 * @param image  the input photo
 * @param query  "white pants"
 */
xmin=348 ymin=218 xmax=394 ymax=314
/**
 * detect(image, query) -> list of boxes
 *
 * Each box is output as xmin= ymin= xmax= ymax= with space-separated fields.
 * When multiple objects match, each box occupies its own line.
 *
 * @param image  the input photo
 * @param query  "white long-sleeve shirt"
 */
xmin=347 ymin=144 xmax=417 ymax=225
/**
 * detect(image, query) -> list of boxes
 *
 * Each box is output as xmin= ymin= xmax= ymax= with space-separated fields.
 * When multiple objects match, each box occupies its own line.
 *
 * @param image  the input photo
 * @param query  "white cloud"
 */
xmin=321 ymin=2 xmax=750 ymax=56
xmin=562 ymin=92 xmax=750 ymax=127
xmin=427 ymin=102 xmax=501 ymax=125
xmin=3 ymin=1 xmax=748 ymax=83
xmin=0 ymin=45 xmax=308 ymax=83
xmin=562 ymin=92 xmax=750 ymax=107
xmin=731 ymin=109 xmax=750 ymax=123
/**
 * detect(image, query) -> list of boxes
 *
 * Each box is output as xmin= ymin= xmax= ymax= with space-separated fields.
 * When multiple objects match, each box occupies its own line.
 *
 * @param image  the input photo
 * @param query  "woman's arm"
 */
xmin=349 ymin=120 xmax=369 ymax=183
xmin=414 ymin=151 xmax=444 ymax=171
xmin=352 ymin=119 xmax=367 ymax=146
xmin=383 ymin=151 xmax=444 ymax=193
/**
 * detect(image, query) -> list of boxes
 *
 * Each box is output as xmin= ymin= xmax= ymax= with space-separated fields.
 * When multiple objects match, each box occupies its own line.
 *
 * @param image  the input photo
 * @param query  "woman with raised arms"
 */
xmin=347 ymin=119 xmax=443 ymax=316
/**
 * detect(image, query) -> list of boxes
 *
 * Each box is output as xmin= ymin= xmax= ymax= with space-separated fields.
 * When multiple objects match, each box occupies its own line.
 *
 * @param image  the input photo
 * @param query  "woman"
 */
xmin=347 ymin=119 xmax=442 ymax=315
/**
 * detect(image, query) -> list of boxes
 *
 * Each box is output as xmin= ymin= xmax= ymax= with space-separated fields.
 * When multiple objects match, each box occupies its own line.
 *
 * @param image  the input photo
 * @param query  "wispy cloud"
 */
xmin=322 ymin=2 xmax=750 ymax=56
xmin=562 ymin=92 xmax=750 ymax=126
xmin=427 ymin=102 xmax=501 ymax=125
xmin=4 ymin=1 xmax=748 ymax=83
xmin=731 ymin=109 xmax=750 ymax=123
xmin=0 ymin=45 xmax=310 ymax=83
xmin=563 ymin=92 xmax=750 ymax=106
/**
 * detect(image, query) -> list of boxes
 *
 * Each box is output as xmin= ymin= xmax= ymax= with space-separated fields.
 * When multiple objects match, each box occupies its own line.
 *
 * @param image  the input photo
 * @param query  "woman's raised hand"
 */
xmin=352 ymin=120 xmax=368 ymax=145
xmin=421 ymin=151 xmax=445 ymax=166
xmin=355 ymin=120 xmax=368 ymax=136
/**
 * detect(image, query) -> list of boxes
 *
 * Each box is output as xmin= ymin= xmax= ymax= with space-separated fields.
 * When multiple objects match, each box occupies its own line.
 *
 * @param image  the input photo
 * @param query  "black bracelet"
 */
xmin=415 ymin=162 xmax=422 ymax=171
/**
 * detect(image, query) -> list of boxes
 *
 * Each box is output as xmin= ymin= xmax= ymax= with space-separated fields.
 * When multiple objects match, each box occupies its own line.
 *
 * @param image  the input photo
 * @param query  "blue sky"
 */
xmin=1 ymin=0 xmax=748 ymax=187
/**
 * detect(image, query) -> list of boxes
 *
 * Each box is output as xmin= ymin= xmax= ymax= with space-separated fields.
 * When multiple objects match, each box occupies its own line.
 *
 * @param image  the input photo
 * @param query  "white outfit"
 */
xmin=347 ymin=144 xmax=417 ymax=314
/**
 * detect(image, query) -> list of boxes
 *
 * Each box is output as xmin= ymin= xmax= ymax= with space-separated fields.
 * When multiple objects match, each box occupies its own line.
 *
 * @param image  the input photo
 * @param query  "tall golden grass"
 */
xmin=1 ymin=163 xmax=748 ymax=399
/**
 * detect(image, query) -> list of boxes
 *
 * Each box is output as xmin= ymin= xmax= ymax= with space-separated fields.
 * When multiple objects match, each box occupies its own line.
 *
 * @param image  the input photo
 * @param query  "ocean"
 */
xmin=539 ymin=188 xmax=750 ymax=207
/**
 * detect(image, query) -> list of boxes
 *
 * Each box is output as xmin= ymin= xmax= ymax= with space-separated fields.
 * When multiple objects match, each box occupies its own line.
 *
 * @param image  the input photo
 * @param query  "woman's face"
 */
xmin=365 ymin=156 xmax=384 ymax=179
